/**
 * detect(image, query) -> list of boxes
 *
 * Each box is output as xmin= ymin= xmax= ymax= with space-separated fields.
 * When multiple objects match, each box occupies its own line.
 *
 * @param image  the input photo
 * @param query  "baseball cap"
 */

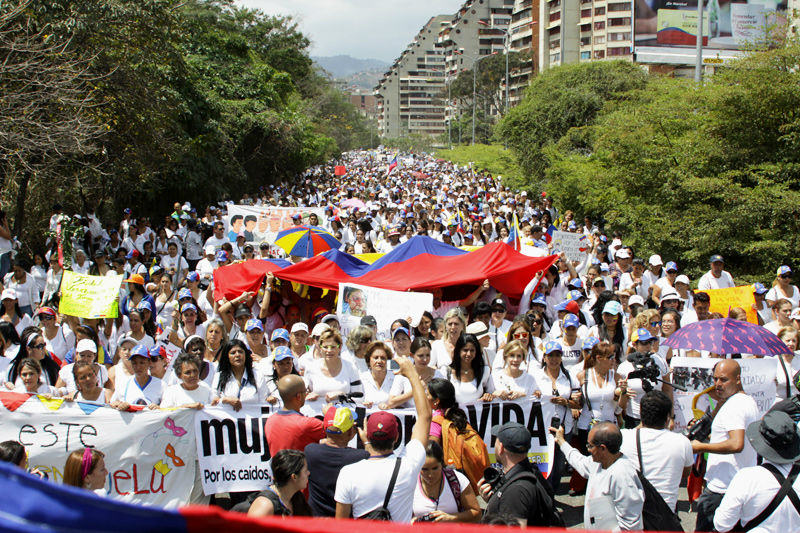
xmin=664 ymin=261 xmax=678 ymax=272
xmin=149 ymin=345 xmax=166 ymax=359
xmin=137 ymin=300 xmax=152 ymax=313
xmin=245 ymin=318 xmax=264 ymax=332
xmin=76 ymin=339 xmax=97 ymax=354
xmin=360 ymin=315 xmax=377 ymax=327
xmin=324 ymin=406 xmax=357 ymax=434
xmin=392 ymin=326 xmax=411 ymax=339
xmin=290 ymin=322 xmax=309 ymax=334
xmin=367 ymin=411 xmax=399 ymax=443
xmin=582 ymin=336 xmax=600 ymax=351
xmin=186 ymin=271 xmax=199 ymax=282
xmin=530 ymin=294 xmax=547 ymax=307
xmin=660 ymin=289 xmax=681 ymax=302
xmin=234 ymin=305 xmax=251 ymax=318
xmin=178 ymin=288 xmax=193 ymax=301
xmin=128 ymin=344 xmax=150 ymax=359
xmin=602 ymin=301 xmax=623 ymax=316
xmin=710 ymin=254 xmax=724 ymax=264
xmin=1 ymin=288 xmax=17 ymax=301
xmin=753 ymin=282 xmax=769 ymax=295
xmin=125 ymin=249 xmax=139 ymax=259
xmin=491 ymin=422 xmax=531 ymax=453
xmin=635 ymin=328 xmax=656 ymax=343
xmin=629 ymin=295 xmax=645 ymax=307
xmin=563 ymin=313 xmax=580 ymax=328
xmin=491 ymin=297 xmax=506 ymax=310
xmin=648 ymin=254 xmax=663 ymax=266
xmin=675 ymin=274 xmax=691 ymax=285
xmin=204 ymin=245 xmax=216 ymax=256
xmin=180 ymin=303 xmax=198 ymax=314
xmin=568 ymin=278 xmax=584 ymax=289
xmin=321 ymin=314 xmax=338 ymax=324
xmin=215 ymin=250 xmax=228 ymax=263
xmin=778 ymin=265 xmax=792 ymax=276
xmin=615 ymin=249 xmax=631 ymax=259
xmin=118 ymin=335 xmax=137 ymax=347
xmin=311 ymin=322 xmax=330 ymax=337
xmin=272 ymin=346 xmax=294 ymax=362
xmin=271 ymin=328 xmax=290 ymax=342
xmin=465 ymin=322 xmax=489 ymax=338
xmin=568 ymin=289 xmax=585 ymax=301
xmin=123 ymin=274 xmax=145 ymax=285
xmin=291 ymin=213 xmax=302 ymax=220
xmin=544 ymin=341 xmax=562 ymax=355
xmin=36 ymin=306 xmax=57 ymax=318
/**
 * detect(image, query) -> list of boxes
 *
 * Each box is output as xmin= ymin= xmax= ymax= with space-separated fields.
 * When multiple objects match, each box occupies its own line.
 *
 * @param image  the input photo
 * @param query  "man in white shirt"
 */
xmin=195 ymin=246 xmax=218 ymax=285
xmin=714 ymin=411 xmax=800 ymax=532
xmin=620 ymin=390 xmax=693 ymax=512
xmin=335 ymin=355 xmax=431 ymax=522
xmin=698 ymin=254 xmax=735 ymax=291
xmin=203 ymin=222 xmax=228 ymax=251
xmin=680 ymin=291 xmax=711 ymax=327
xmin=554 ymin=421 xmax=644 ymax=531
xmin=691 ymin=359 xmax=760 ymax=532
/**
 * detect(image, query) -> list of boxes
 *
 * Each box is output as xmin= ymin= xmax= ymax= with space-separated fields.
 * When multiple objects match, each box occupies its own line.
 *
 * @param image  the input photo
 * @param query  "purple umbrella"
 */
xmin=662 ymin=318 xmax=791 ymax=357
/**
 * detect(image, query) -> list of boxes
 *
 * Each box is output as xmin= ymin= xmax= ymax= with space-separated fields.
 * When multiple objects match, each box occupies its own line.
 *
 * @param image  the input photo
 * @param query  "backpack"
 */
xmin=500 ymin=470 xmax=565 ymax=527
xmin=433 ymin=414 xmax=490 ymax=493
xmin=635 ymin=429 xmax=685 ymax=532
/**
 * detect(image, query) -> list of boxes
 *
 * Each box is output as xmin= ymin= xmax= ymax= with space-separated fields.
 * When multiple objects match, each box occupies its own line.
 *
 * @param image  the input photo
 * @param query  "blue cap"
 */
xmin=636 ymin=327 xmax=655 ymax=343
xmin=180 ymin=303 xmax=197 ymax=314
xmin=273 ymin=346 xmax=294 ymax=362
xmin=216 ymin=250 xmax=228 ymax=262
xmin=568 ymin=278 xmax=583 ymax=289
xmin=753 ymin=282 xmax=769 ymax=295
xmin=568 ymin=221 xmax=577 ymax=229
xmin=531 ymin=294 xmax=547 ymax=306
xmin=563 ymin=313 xmax=580 ymax=328
xmin=178 ymin=287 xmax=193 ymax=300
xmin=148 ymin=345 xmax=166 ymax=359
xmin=600 ymin=263 xmax=610 ymax=272
xmin=665 ymin=261 xmax=678 ymax=272
xmin=778 ymin=265 xmax=792 ymax=276
xmin=137 ymin=300 xmax=152 ymax=313
xmin=392 ymin=327 xmax=411 ymax=339
xmin=125 ymin=248 xmax=139 ymax=259
xmin=128 ymin=344 xmax=150 ymax=360
xmin=186 ymin=271 xmax=199 ymax=282
xmin=245 ymin=319 xmax=263 ymax=332
xmin=710 ymin=254 xmax=724 ymax=264
xmin=554 ymin=301 xmax=569 ymax=312
xmin=582 ymin=336 xmax=600 ymax=350
xmin=270 ymin=328 xmax=290 ymax=342
xmin=544 ymin=341 xmax=563 ymax=355
xmin=568 ymin=290 xmax=584 ymax=301
xmin=602 ymin=301 xmax=623 ymax=316
xmin=291 ymin=213 xmax=302 ymax=220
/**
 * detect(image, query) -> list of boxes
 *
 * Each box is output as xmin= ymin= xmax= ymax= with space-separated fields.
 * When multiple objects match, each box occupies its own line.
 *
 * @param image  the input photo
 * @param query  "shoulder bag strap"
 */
xmin=743 ymin=463 xmax=800 ymax=531
xmin=382 ymin=457 xmax=402 ymax=510
xmin=779 ymin=356 xmax=791 ymax=399
xmin=636 ymin=427 xmax=644 ymax=475
xmin=584 ymin=369 xmax=593 ymax=413
xmin=443 ymin=468 xmax=463 ymax=512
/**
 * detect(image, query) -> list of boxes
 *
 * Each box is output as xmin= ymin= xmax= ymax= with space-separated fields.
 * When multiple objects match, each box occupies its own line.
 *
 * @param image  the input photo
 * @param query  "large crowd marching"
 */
xmin=1 ymin=149 xmax=800 ymax=531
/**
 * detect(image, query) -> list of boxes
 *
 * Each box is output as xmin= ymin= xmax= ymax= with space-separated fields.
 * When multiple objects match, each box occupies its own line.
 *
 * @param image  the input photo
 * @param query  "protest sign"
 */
xmin=0 ymin=393 xmax=195 ymax=508
xmin=670 ymin=356 xmax=777 ymax=431
xmin=226 ymin=205 xmax=326 ymax=244
xmin=58 ymin=271 xmax=122 ymax=319
xmin=195 ymin=399 xmax=555 ymax=495
xmin=705 ymin=285 xmax=758 ymax=323
xmin=550 ymin=230 xmax=588 ymax=262
xmin=336 ymin=282 xmax=433 ymax=340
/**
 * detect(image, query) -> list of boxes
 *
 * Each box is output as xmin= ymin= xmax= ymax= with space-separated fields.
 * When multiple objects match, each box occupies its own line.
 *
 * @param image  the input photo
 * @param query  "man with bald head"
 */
xmin=691 ymin=359 xmax=760 ymax=532
xmin=553 ymin=421 xmax=643 ymax=530
xmin=264 ymin=374 xmax=325 ymax=455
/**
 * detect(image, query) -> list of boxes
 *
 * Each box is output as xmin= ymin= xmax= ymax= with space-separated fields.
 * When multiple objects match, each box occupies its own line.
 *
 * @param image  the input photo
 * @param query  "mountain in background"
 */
xmin=312 ymin=55 xmax=389 ymax=78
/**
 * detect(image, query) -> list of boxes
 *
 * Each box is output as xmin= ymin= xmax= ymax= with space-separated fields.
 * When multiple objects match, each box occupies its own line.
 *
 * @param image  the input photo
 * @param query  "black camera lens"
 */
xmin=483 ymin=466 xmax=503 ymax=490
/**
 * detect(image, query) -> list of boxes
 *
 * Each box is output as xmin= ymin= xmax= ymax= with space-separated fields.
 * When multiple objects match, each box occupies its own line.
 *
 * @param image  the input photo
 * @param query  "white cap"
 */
xmin=648 ymin=254 xmax=663 ymax=266
xmin=675 ymin=274 xmax=691 ymax=285
xmin=790 ymin=309 xmax=800 ymax=320
xmin=629 ymin=295 xmax=645 ymax=307
xmin=311 ymin=322 xmax=330 ymax=337
xmin=661 ymin=289 xmax=681 ymax=301
xmin=118 ymin=335 xmax=137 ymax=346
xmin=1 ymin=288 xmax=17 ymax=301
xmin=76 ymin=339 xmax=97 ymax=354
xmin=290 ymin=322 xmax=309 ymax=334
xmin=465 ymin=321 xmax=490 ymax=338
xmin=615 ymin=249 xmax=631 ymax=259
xmin=204 ymin=245 xmax=216 ymax=255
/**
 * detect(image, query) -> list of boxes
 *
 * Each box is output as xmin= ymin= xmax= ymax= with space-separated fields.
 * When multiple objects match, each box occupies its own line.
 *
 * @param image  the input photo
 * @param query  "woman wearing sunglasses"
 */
xmin=766 ymin=265 xmax=799 ymax=309
xmin=491 ymin=316 xmax=541 ymax=372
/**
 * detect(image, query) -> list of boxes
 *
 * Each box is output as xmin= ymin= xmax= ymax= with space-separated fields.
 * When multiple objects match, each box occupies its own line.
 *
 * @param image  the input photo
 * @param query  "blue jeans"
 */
xmin=0 ymin=251 xmax=10 ymax=280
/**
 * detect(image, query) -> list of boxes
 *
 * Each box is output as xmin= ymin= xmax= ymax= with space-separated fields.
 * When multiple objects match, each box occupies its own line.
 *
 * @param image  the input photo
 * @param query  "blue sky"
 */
xmin=236 ymin=0 xmax=464 ymax=62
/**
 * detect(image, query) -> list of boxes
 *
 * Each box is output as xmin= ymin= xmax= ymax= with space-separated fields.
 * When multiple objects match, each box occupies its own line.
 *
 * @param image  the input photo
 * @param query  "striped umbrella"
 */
xmin=273 ymin=225 xmax=341 ymax=258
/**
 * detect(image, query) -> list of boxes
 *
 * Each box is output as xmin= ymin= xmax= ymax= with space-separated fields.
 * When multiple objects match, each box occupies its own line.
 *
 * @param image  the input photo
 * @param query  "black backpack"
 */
xmin=502 ymin=469 xmax=565 ymax=528
xmin=358 ymin=457 xmax=401 ymax=521
xmin=635 ymin=428 xmax=685 ymax=532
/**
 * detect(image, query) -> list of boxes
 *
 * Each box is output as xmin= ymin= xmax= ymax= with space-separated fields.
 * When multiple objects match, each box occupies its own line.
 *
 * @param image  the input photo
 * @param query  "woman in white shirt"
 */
xmin=430 ymin=309 xmax=465 ymax=372
xmin=210 ymin=339 xmax=265 ymax=411
xmin=55 ymin=339 xmax=111 ymax=394
xmin=161 ymin=353 xmax=213 ymax=409
xmin=412 ymin=441 xmax=481 ymax=523
xmin=764 ymin=298 xmax=793 ymax=335
xmin=3 ymin=259 xmax=40 ymax=316
xmin=304 ymin=329 xmax=362 ymax=414
xmin=493 ymin=340 xmax=541 ymax=400
xmin=491 ymin=317 xmax=541 ymax=372
xmin=447 ymin=334 xmax=494 ymax=406
xmin=387 ymin=337 xmax=445 ymax=409
xmin=359 ymin=341 xmax=395 ymax=409
xmin=12 ymin=358 xmax=58 ymax=396
xmin=775 ymin=327 xmax=800 ymax=401
xmin=766 ymin=266 xmax=800 ymax=309
xmin=65 ymin=361 xmax=113 ymax=404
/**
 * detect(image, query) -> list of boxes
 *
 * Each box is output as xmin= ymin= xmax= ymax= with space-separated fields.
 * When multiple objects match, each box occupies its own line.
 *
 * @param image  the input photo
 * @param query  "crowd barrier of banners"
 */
xmin=226 ymin=205 xmax=327 ymax=245
xmin=58 ymin=271 xmax=122 ymax=319
xmin=335 ymin=282 xmax=433 ymax=340
xmin=0 ymin=392 xmax=556 ymax=507
xmin=670 ymin=356 xmax=777 ymax=431
xmin=549 ymin=230 xmax=588 ymax=263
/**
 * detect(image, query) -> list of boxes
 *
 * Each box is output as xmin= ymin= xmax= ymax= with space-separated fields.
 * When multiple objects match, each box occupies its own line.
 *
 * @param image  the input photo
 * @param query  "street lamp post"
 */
xmin=694 ymin=0 xmax=704 ymax=82
xmin=471 ymin=52 xmax=497 ymax=146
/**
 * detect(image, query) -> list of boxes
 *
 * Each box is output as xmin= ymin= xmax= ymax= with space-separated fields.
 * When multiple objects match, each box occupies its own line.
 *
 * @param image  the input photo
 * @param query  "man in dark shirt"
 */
xmin=304 ymin=406 xmax=369 ymax=516
xmin=478 ymin=422 xmax=562 ymax=527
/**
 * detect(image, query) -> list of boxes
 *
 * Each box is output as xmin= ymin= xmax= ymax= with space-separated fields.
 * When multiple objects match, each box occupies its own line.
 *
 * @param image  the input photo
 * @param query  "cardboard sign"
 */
xmin=705 ymin=285 xmax=758 ymax=323
xmin=58 ymin=271 xmax=122 ymax=319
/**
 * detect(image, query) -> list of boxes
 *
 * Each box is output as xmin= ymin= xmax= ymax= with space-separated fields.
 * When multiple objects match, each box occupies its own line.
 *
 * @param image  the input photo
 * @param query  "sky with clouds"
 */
xmin=236 ymin=0 xmax=464 ymax=63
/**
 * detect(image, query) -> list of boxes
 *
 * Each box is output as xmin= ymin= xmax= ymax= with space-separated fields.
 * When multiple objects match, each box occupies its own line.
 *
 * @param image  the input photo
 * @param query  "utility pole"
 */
xmin=694 ymin=0 xmax=704 ymax=82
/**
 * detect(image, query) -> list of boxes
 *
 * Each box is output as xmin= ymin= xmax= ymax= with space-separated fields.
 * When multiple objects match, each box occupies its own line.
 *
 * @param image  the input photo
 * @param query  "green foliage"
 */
xmin=435 ymin=144 xmax=524 ymax=184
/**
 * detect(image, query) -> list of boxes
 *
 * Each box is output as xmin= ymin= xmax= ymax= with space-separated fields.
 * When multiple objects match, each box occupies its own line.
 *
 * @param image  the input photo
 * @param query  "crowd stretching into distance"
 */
xmin=1 ymin=149 xmax=800 ymax=531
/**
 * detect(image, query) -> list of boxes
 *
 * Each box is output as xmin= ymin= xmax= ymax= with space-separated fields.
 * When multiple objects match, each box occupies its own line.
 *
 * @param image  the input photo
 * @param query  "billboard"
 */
xmin=634 ymin=0 xmax=788 ymax=64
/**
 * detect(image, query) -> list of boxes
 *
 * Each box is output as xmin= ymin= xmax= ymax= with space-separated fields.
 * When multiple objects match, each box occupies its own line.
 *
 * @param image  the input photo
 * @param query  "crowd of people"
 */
xmin=1 ymin=149 xmax=800 ymax=530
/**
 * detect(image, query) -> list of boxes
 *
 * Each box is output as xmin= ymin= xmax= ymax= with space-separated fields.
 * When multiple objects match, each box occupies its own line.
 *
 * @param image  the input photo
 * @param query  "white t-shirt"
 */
xmin=160 ymin=382 xmax=213 ymax=407
xmin=111 ymin=375 xmax=163 ymax=406
xmin=558 ymin=337 xmax=584 ymax=369
xmin=620 ymin=427 xmax=693 ymax=511
xmin=775 ymin=355 xmax=800 ymax=401
xmin=493 ymin=370 xmax=539 ymax=396
xmin=765 ymin=284 xmax=800 ymax=308
xmin=360 ymin=370 xmax=395 ymax=406
xmin=429 ymin=339 xmax=453 ymax=372
xmin=448 ymin=367 xmax=495 ymax=406
xmin=705 ymin=392 xmax=760 ymax=493
xmin=412 ymin=469 xmax=470 ymax=518
xmin=304 ymin=358 xmax=362 ymax=414
xmin=698 ymin=270 xmax=735 ymax=291
xmin=335 ymin=439 xmax=427 ymax=522
xmin=58 ymin=363 xmax=109 ymax=393
xmin=210 ymin=368 xmax=267 ymax=405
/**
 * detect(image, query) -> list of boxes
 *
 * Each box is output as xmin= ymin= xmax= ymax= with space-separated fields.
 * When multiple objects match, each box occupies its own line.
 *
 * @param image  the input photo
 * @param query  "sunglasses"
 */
xmin=359 ymin=338 xmax=372 ymax=344
xmin=32 ymin=343 xmax=47 ymax=350
xmin=781 ymin=274 xmax=792 ymax=279
xmin=513 ymin=332 xmax=530 ymax=339
xmin=650 ymin=322 xmax=661 ymax=328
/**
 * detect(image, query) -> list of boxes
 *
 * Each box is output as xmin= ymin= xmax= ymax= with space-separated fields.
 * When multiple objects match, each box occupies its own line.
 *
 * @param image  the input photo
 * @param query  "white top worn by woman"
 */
xmin=304 ymin=358 xmax=362 ymax=414
xmin=111 ymin=375 xmax=164 ymax=406
xmin=533 ymin=366 xmax=580 ymax=434
xmin=447 ymin=367 xmax=495 ymax=406
xmin=58 ymin=363 xmax=109 ymax=393
xmin=210 ymin=368 xmax=267 ymax=404
xmin=161 ymin=382 xmax=213 ymax=407
xmin=360 ymin=370 xmax=395 ymax=406
xmin=493 ymin=371 xmax=540 ymax=396
xmin=578 ymin=367 xmax=617 ymax=430
xmin=412 ymin=468 xmax=470 ymax=519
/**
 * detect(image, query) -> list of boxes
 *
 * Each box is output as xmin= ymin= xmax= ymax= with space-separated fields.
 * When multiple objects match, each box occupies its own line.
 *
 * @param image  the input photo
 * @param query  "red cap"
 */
xmin=565 ymin=301 xmax=580 ymax=315
xmin=366 ymin=411 xmax=399 ymax=443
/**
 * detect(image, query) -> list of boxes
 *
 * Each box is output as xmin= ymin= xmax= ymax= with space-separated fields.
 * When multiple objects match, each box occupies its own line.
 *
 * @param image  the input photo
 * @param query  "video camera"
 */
xmin=625 ymin=352 xmax=686 ymax=393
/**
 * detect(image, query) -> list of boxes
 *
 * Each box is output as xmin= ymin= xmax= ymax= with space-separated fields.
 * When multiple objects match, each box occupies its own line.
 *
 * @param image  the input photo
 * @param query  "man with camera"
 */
xmin=691 ymin=359 xmax=760 ymax=532
xmin=478 ymin=422 xmax=561 ymax=527
xmin=553 ymin=421 xmax=644 ymax=530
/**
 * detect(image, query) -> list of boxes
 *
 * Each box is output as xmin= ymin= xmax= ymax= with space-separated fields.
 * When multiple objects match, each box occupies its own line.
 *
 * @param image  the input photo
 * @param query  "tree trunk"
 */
xmin=12 ymin=172 xmax=30 ymax=236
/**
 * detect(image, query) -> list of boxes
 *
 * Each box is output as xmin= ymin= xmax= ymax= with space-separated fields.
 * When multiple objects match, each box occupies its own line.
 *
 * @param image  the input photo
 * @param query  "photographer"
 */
xmin=691 ymin=359 xmax=759 ymax=533
xmin=478 ymin=422 xmax=561 ymax=527
xmin=616 ymin=328 xmax=671 ymax=428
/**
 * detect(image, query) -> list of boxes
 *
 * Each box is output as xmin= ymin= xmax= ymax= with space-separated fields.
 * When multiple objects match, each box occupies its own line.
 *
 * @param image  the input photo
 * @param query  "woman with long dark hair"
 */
xmin=428 ymin=378 xmax=469 ymax=445
xmin=243 ymin=449 xmax=312 ymax=517
xmin=588 ymin=300 xmax=627 ymax=359
xmin=5 ymin=327 xmax=60 ymax=387
xmin=448 ymin=334 xmax=494 ymax=405
xmin=211 ymin=339 xmax=264 ymax=411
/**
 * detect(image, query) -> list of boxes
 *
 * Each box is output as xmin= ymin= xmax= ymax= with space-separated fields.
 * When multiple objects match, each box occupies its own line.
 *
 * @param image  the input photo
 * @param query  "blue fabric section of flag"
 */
xmin=369 ymin=236 xmax=466 ymax=271
xmin=263 ymin=258 xmax=291 ymax=269
xmin=319 ymin=248 xmax=371 ymax=277
xmin=544 ymin=224 xmax=556 ymax=244
xmin=0 ymin=461 xmax=186 ymax=533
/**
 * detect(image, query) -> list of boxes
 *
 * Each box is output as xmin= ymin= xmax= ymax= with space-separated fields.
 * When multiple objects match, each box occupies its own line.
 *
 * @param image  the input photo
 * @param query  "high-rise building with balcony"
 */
xmin=508 ymin=0 xmax=539 ymax=106
xmin=540 ymin=0 xmax=580 ymax=68
xmin=374 ymin=16 xmax=451 ymax=139
xmin=577 ymin=0 xmax=633 ymax=62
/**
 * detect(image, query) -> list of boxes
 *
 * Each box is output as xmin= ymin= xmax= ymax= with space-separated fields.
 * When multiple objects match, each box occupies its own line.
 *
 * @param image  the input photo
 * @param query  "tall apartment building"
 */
xmin=540 ymin=0 xmax=580 ymax=68
xmin=374 ymin=16 xmax=451 ymax=139
xmin=577 ymin=0 xmax=633 ymax=62
xmin=508 ymin=0 xmax=539 ymax=106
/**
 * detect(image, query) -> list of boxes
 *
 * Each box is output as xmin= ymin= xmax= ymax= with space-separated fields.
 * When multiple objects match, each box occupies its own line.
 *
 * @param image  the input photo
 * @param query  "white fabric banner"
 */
xmin=0 ymin=396 xmax=196 ymax=508
xmin=670 ymin=356 xmax=777 ymax=431
xmin=195 ymin=399 xmax=556 ymax=495
xmin=226 ymin=205 xmax=327 ymax=244
xmin=336 ymin=282 xmax=433 ymax=340
xmin=550 ymin=230 xmax=589 ymax=263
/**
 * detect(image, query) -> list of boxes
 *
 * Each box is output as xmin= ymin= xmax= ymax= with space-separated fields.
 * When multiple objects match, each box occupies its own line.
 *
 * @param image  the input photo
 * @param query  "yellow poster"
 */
xmin=58 ymin=271 xmax=122 ymax=318
xmin=705 ymin=285 xmax=757 ymax=324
